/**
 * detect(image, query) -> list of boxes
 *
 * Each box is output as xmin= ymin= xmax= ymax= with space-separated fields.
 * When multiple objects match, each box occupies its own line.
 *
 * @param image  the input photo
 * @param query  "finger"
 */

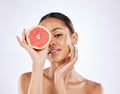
xmin=71 ymin=45 xmax=75 ymax=59
xmin=22 ymin=29 xmax=27 ymax=44
xmin=16 ymin=36 xmax=24 ymax=47
xmin=64 ymin=47 xmax=78 ymax=67
xmin=63 ymin=52 xmax=77 ymax=70
xmin=57 ymin=54 xmax=77 ymax=73
xmin=16 ymin=35 xmax=29 ymax=49
xmin=61 ymin=64 xmax=74 ymax=78
xmin=56 ymin=46 xmax=77 ymax=70
xmin=65 ymin=45 xmax=72 ymax=60
xmin=57 ymin=46 xmax=77 ymax=71
xmin=65 ymin=64 xmax=74 ymax=74
xmin=38 ymin=47 xmax=49 ymax=56
xmin=68 ymin=45 xmax=72 ymax=56
xmin=74 ymin=47 xmax=78 ymax=59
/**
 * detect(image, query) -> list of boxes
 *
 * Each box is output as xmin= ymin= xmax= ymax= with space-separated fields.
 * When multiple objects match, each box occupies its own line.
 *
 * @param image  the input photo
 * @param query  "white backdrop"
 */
xmin=0 ymin=0 xmax=120 ymax=94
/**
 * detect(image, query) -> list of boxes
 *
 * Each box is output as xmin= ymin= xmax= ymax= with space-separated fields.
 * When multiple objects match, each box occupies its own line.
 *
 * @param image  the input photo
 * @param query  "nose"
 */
xmin=49 ymin=38 xmax=56 ymax=47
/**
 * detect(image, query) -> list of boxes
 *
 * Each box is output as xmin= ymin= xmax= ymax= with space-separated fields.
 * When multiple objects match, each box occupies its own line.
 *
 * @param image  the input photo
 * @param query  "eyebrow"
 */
xmin=51 ymin=27 xmax=63 ymax=32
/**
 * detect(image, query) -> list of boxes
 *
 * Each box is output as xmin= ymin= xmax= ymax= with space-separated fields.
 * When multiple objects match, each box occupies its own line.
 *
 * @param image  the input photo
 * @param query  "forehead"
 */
xmin=39 ymin=18 xmax=67 ymax=31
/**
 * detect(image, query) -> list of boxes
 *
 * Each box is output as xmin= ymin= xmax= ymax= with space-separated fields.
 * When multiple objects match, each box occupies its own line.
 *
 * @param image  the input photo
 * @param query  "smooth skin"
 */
xmin=17 ymin=18 xmax=103 ymax=94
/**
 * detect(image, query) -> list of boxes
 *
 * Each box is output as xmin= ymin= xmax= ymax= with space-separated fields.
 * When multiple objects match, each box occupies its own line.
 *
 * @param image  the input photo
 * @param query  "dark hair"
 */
xmin=39 ymin=12 xmax=75 ymax=34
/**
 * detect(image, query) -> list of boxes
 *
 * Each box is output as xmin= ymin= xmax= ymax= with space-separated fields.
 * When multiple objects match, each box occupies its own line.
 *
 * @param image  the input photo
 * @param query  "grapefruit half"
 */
xmin=26 ymin=25 xmax=51 ymax=50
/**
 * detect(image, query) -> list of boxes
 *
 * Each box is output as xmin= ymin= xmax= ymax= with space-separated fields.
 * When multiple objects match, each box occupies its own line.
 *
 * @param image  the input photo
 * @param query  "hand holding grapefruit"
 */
xmin=26 ymin=25 xmax=51 ymax=50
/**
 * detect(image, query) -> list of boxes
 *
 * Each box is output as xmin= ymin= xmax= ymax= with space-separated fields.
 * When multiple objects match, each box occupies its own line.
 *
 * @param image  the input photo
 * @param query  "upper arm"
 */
xmin=18 ymin=73 xmax=31 ymax=94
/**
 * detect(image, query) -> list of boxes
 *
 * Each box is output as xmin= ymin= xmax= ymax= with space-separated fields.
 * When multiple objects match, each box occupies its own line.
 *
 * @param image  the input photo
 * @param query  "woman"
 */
xmin=17 ymin=12 xmax=103 ymax=94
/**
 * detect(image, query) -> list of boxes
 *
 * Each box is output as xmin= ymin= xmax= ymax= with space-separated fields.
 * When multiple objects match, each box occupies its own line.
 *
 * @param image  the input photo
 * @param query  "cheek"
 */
xmin=60 ymin=35 xmax=72 ymax=46
xmin=63 ymin=45 xmax=69 ymax=55
xmin=61 ymin=41 xmax=70 ymax=56
xmin=59 ymin=36 xmax=72 ymax=53
xmin=65 ymin=35 xmax=72 ymax=45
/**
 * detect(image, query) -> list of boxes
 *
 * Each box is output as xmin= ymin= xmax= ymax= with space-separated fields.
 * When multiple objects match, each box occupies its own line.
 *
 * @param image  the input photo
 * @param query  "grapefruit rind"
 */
xmin=26 ymin=25 xmax=51 ymax=50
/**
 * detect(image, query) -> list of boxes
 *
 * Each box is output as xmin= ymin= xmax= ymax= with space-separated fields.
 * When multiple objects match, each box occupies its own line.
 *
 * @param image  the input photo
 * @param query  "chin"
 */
xmin=47 ymin=54 xmax=67 ymax=64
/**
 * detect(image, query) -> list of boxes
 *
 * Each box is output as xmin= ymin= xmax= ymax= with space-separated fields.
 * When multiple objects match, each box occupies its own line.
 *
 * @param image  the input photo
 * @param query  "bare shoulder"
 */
xmin=85 ymin=80 xmax=103 ymax=94
xmin=19 ymin=72 xmax=32 ymax=82
xmin=18 ymin=72 xmax=32 ymax=94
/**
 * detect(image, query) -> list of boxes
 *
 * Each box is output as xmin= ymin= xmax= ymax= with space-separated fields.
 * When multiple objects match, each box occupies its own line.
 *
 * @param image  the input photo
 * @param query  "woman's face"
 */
xmin=40 ymin=18 xmax=75 ymax=64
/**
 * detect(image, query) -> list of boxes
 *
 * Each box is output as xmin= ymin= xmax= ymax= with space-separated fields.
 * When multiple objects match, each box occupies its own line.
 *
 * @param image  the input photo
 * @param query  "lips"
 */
xmin=48 ymin=49 xmax=61 ymax=56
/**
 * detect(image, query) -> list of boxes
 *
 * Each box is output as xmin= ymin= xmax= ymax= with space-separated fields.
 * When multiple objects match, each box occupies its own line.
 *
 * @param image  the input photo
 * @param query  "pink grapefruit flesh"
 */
xmin=26 ymin=25 xmax=51 ymax=50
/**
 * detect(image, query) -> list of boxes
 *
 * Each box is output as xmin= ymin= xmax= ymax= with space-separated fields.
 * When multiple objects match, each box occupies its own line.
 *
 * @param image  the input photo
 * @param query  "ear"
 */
xmin=71 ymin=32 xmax=78 ymax=45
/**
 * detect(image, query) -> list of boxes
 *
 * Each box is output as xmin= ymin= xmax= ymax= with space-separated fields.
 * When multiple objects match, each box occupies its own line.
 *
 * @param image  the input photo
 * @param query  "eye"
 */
xmin=54 ymin=34 xmax=63 ymax=38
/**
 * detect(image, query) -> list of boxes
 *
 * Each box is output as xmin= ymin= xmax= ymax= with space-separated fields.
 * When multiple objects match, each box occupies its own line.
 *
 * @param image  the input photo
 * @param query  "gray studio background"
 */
xmin=0 ymin=0 xmax=120 ymax=94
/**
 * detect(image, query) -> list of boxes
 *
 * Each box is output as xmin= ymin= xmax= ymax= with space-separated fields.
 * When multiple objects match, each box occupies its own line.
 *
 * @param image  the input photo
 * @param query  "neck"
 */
xmin=48 ymin=62 xmax=62 ymax=79
xmin=48 ymin=62 xmax=77 ymax=81
xmin=45 ymin=62 xmax=85 ymax=84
